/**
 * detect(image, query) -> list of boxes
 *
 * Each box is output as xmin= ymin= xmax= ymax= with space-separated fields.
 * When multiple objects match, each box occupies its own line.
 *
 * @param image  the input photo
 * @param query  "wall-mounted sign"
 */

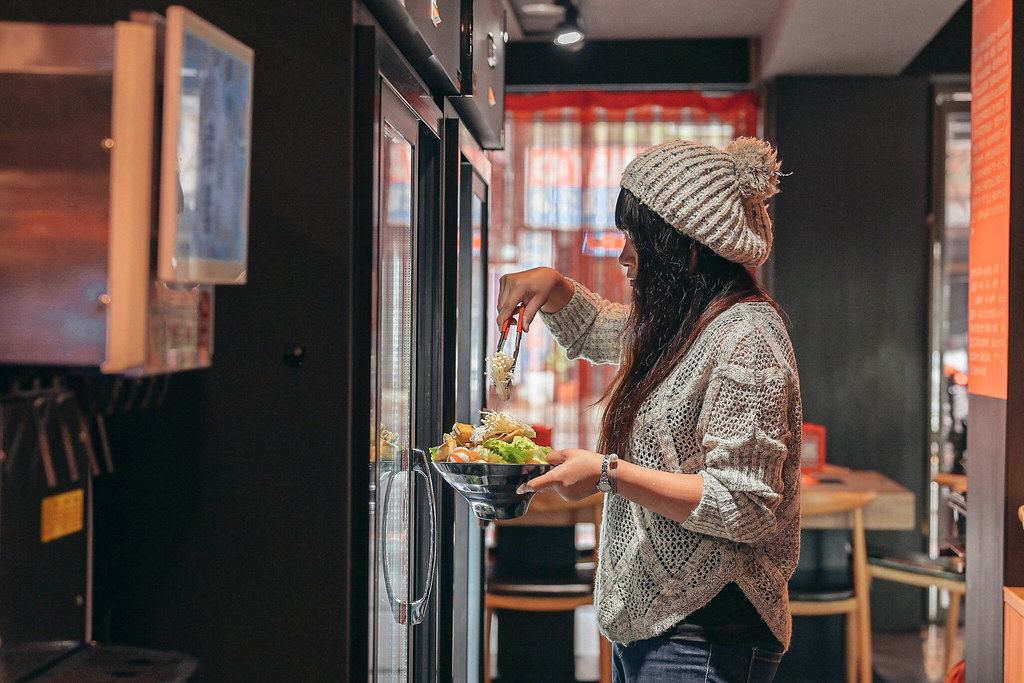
xmin=967 ymin=0 xmax=1012 ymax=399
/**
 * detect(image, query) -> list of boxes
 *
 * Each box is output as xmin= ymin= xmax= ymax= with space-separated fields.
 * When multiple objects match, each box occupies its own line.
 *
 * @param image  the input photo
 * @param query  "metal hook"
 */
xmin=121 ymin=378 xmax=143 ymax=412
xmin=107 ymin=377 xmax=124 ymax=414
xmin=54 ymin=392 xmax=81 ymax=482
xmin=155 ymin=373 xmax=172 ymax=407
xmin=5 ymin=401 xmax=28 ymax=474
xmin=32 ymin=397 xmax=58 ymax=488
xmin=95 ymin=413 xmax=114 ymax=474
xmin=68 ymin=397 xmax=104 ymax=477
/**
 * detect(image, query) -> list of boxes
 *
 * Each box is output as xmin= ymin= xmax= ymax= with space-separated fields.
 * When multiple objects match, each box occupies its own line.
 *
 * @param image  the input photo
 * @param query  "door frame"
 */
xmin=352 ymin=23 xmax=448 ymax=683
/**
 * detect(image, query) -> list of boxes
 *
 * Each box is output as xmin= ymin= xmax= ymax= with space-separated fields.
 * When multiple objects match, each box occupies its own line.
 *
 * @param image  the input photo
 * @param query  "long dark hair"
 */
xmin=597 ymin=188 xmax=783 ymax=458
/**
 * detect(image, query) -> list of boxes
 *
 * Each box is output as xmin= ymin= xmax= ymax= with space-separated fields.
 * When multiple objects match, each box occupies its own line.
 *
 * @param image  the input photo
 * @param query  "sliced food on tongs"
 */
xmin=488 ymin=304 xmax=524 ymax=400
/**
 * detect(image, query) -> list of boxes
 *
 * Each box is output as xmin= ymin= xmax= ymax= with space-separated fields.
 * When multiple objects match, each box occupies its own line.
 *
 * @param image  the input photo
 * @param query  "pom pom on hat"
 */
xmin=620 ymin=137 xmax=783 ymax=266
xmin=727 ymin=137 xmax=781 ymax=200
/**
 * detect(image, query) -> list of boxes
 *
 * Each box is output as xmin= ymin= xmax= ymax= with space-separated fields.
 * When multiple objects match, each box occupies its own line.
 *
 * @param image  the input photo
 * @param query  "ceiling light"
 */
xmin=553 ymin=2 xmax=584 ymax=48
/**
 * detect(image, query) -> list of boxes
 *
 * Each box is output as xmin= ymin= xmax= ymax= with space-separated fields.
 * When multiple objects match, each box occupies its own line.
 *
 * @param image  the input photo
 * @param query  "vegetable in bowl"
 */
xmin=430 ymin=410 xmax=551 ymax=465
xmin=482 ymin=436 xmax=550 ymax=464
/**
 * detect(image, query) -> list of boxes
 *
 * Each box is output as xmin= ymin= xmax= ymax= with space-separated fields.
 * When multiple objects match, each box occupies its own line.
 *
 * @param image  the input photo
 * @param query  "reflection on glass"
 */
xmin=371 ymin=122 xmax=414 ymax=681
xmin=927 ymin=96 xmax=970 ymax=586
xmin=940 ymin=111 xmax=970 ymax=472
xmin=470 ymin=192 xmax=485 ymax=416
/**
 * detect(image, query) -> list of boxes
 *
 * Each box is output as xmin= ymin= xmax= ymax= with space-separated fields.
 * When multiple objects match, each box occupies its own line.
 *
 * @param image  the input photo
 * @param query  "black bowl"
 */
xmin=432 ymin=461 xmax=554 ymax=520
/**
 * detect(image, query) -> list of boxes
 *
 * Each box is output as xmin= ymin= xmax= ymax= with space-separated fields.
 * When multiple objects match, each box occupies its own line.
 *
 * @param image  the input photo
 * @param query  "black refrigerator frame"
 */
xmin=352 ymin=21 xmax=490 ymax=683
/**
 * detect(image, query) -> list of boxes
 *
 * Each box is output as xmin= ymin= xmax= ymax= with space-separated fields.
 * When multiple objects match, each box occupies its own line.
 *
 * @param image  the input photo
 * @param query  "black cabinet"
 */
xmin=362 ymin=0 xmax=507 ymax=149
xmin=453 ymin=0 xmax=506 ymax=149
xmin=362 ymin=0 xmax=463 ymax=94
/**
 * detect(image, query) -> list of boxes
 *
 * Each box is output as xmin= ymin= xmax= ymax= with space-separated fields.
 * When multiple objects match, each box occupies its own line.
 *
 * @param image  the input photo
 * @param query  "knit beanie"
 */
xmin=619 ymin=137 xmax=782 ymax=266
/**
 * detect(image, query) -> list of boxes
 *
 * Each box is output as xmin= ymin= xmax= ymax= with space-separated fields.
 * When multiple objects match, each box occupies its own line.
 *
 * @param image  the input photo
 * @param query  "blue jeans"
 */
xmin=612 ymin=624 xmax=784 ymax=683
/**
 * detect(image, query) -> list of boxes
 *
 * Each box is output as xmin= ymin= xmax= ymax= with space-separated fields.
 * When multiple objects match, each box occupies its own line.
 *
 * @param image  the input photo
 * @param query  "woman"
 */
xmin=498 ymin=138 xmax=802 ymax=682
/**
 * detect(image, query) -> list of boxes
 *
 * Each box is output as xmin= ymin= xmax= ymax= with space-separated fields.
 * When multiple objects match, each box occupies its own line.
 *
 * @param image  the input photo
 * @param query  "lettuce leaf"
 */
xmin=482 ymin=436 xmax=552 ymax=464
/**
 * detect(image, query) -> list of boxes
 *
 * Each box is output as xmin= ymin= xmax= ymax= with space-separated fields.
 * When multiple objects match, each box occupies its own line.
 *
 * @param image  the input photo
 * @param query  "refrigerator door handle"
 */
xmin=381 ymin=447 xmax=437 ymax=625
xmin=407 ymin=447 xmax=437 ymax=625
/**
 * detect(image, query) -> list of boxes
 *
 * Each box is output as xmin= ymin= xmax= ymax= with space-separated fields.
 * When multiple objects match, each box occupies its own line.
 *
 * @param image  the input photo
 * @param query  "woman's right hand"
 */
xmin=496 ymin=267 xmax=575 ymax=332
xmin=517 ymin=448 xmax=604 ymax=500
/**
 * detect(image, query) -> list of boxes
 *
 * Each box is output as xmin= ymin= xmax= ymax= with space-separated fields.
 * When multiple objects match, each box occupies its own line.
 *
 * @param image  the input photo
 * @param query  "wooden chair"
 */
xmin=867 ymin=474 xmax=967 ymax=677
xmin=484 ymin=490 xmax=611 ymax=683
xmin=791 ymin=489 xmax=877 ymax=683
xmin=867 ymin=552 xmax=965 ymax=675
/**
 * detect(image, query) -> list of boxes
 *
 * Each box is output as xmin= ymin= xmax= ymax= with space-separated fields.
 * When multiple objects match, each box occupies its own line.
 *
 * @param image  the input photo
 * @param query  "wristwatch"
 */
xmin=597 ymin=453 xmax=618 ymax=493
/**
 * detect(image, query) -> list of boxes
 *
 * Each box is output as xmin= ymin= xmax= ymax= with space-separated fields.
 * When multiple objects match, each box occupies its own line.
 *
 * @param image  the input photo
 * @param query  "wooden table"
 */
xmin=933 ymin=472 xmax=968 ymax=493
xmin=802 ymin=466 xmax=916 ymax=530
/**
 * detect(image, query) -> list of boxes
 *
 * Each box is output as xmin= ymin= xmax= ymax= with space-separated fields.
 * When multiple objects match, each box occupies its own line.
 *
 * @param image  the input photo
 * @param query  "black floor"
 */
xmin=872 ymin=625 xmax=963 ymax=683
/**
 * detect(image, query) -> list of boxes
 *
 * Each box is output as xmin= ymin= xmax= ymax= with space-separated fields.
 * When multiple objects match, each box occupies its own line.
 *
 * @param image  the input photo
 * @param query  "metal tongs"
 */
xmin=493 ymin=303 xmax=525 ymax=400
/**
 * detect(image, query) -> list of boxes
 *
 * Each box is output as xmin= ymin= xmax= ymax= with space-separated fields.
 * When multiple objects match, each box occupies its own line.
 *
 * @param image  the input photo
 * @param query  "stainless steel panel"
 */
xmin=0 ymin=22 xmax=114 ymax=74
xmin=0 ymin=21 xmax=178 ymax=374
xmin=0 ymin=71 xmax=114 ymax=367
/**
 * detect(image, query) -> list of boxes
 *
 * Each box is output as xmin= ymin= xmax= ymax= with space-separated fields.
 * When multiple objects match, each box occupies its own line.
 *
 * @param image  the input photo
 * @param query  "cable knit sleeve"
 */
xmin=539 ymin=279 xmax=629 ymax=365
xmin=682 ymin=311 xmax=799 ymax=543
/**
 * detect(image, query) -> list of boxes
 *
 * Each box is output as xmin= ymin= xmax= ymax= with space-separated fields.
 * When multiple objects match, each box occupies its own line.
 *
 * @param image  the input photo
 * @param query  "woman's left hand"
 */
xmin=520 ymin=448 xmax=605 ymax=500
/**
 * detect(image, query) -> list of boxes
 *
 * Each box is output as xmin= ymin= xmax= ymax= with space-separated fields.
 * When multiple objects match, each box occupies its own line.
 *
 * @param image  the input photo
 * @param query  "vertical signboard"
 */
xmin=968 ymin=0 xmax=1013 ymax=399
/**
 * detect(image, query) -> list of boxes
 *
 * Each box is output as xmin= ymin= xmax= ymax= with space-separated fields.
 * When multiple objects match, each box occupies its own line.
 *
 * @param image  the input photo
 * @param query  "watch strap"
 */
xmin=598 ymin=453 xmax=618 ymax=493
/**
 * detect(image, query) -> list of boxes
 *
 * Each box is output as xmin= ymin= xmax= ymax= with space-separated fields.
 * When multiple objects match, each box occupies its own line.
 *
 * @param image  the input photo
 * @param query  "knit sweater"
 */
xmin=540 ymin=280 xmax=803 ymax=649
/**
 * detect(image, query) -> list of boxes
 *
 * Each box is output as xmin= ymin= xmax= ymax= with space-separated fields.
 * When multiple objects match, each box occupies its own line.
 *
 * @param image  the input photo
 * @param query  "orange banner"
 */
xmin=968 ymin=0 xmax=1013 ymax=399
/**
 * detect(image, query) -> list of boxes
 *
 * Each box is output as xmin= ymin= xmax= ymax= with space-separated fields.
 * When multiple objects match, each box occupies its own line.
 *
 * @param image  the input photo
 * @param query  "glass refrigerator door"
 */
xmin=370 ymin=84 xmax=436 ymax=682
xmin=451 ymin=162 xmax=490 ymax=682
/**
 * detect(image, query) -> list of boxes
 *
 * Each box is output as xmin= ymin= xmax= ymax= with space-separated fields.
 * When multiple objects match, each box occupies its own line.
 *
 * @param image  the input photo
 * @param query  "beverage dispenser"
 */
xmin=0 ymin=7 xmax=252 ymax=679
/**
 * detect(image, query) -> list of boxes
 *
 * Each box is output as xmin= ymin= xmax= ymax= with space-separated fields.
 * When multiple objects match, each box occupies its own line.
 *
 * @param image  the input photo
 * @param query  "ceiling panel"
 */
xmin=503 ymin=0 xmax=969 ymax=79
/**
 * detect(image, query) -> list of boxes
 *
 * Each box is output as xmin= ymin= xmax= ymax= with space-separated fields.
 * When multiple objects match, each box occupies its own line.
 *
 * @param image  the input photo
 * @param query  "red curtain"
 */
xmin=506 ymin=90 xmax=759 ymax=124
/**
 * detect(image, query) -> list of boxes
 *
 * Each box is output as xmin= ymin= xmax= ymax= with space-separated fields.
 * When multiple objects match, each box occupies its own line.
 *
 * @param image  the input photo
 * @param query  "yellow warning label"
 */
xmin=41 ymin=489 xmax=84 ymax=543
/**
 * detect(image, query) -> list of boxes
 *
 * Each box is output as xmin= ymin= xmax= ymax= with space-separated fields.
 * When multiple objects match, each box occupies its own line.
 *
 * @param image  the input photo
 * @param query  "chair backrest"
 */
xmin=797 ymin=489 xmax=877 ymax=586
xmin=798 ymin=489 xmax=876 ymax=590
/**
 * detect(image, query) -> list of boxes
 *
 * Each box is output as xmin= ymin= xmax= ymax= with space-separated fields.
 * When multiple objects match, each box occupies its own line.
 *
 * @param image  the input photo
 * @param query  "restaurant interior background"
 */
xmin=1 ymin=0 xmax=1022 ymax=682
